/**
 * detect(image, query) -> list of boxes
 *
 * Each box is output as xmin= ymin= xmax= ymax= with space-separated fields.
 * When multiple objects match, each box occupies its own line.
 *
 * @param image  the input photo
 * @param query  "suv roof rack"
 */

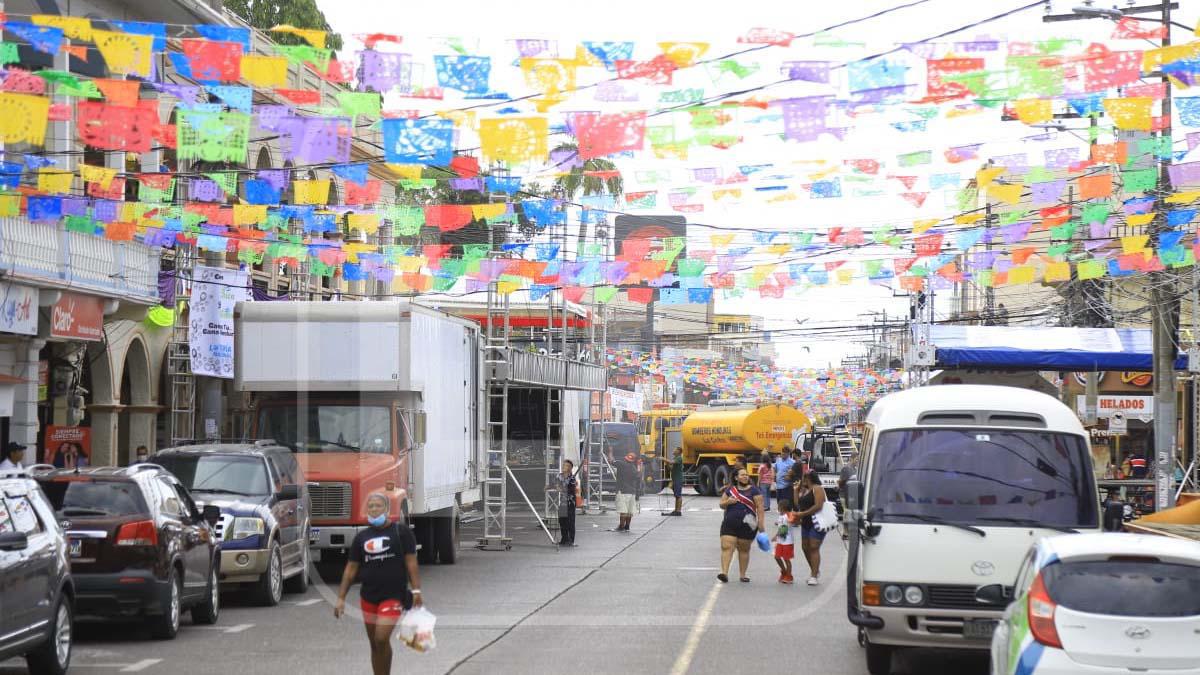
xmin=167 ymin=438 xmax=278 ymax=447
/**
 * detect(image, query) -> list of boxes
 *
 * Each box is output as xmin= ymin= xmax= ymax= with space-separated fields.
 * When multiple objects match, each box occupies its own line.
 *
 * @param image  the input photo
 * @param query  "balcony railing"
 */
xmin=0 ymin=217 xmax=162 ymax=304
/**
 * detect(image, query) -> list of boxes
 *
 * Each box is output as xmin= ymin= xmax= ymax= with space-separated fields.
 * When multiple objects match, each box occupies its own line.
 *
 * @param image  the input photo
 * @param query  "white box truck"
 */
xmin=234 ymin=301 xmax=485 ymax=565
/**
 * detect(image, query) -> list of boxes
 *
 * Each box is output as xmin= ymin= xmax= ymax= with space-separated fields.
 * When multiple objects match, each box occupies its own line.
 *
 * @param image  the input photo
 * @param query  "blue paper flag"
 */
xmin=27 ymin=196 xmax=62 ymax=222
xmin=583 ymin=42 xmax=635 ymax=70
xmin=110 ymin=21 xmax=168 ymax=52
xmin=208 ymin=86 xmax=253 ymax=113
xmin=486 ymin=176 xmax=522 ymax=194
xmin=380 ymin=118 xmax=455 ymax=165
xmin=245 ymin=180 xmax=281 ymax=205
xmin=434 ymin=55 xmax=492 ymax=96
xmin=7 ymin=22 xmax=62 ymax=54
xmin=194 ymin=25 xmax=252 ymax=52
xmin=330 ymin=163 xmax=370 ymax=185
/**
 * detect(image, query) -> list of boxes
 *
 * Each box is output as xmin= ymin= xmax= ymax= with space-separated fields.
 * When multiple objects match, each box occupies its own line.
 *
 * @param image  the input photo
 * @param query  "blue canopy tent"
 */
xmin=925 ymin=326 xmax=1187 ymax=371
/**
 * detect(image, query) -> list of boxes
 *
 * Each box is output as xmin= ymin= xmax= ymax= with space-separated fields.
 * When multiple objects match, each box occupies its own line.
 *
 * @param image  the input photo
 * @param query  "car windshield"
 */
xmin=154 ymin=455 xmax=271 ymax=496
xmin=869 ymin=428 xmax=1098 ymax=529
xmin=1044 ymin=560 xmax=1200 ymax=617
xmin=259 ymin=405 xmax=392 ymax=454
xmin=40 ymin=480 xmax=147 ymax=516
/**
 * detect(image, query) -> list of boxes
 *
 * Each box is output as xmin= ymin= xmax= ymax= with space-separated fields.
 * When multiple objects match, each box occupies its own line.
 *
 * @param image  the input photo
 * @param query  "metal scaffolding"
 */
xmin=167 ymin=244 xmax=196 ymax=446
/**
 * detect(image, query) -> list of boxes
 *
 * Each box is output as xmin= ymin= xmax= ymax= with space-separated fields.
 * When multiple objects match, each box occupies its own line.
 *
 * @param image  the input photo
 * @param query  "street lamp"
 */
xmin=1070 ymin=1 xmax=1124 ymax=20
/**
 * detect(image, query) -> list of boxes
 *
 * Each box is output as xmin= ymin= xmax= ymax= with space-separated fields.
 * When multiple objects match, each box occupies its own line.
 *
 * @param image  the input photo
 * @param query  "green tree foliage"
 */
xmin=551 ymin=142 xmax=623 ymax=260
xmin=225 ymin=0 xmax=344 ymax=51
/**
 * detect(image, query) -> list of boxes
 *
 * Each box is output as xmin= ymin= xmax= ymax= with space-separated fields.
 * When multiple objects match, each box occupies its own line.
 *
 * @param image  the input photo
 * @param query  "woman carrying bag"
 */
xmin=717 ymin=468 xmax=764 ymax=583
xmin=792 ymin=470 xmax=834 ymax=586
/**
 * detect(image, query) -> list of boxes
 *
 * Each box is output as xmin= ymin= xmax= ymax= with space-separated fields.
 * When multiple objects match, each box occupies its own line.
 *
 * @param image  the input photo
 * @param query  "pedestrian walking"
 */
xmin=334 ymin=493 xmax=423 ymax=675
xmin=662 ymin=447 xmax=684 ymax=516
xmin=773 ymin=449 xmax=795 ymax=509
xmin=758 ymin=452 xmax=774 ymax=511
xmin=793 ymin=470 xmax=828 ymax=586
xmin=717 ymin=467 xmax=764 ymax=583
xmin=0 ymin=442 xmax=26 ymax=472
xmin=772 ymin=499 xmax=794 ymax=584
xmin=557 ymin=460 xmax=578 ymax=546
xmin=611 ymin=452 xmax=641 ymax=531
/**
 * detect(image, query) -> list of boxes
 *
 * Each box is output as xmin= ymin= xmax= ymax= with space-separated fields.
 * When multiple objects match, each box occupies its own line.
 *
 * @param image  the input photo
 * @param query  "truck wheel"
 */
xmin=697 ymin=465 xmax=715 ymax=496
xmin=433 ymin=513 xmax=459 ymax=565
xmin=714 ymin=465 xmax=731 ymax=492
xmin=865 ymin=640 xmax=893 ymax=675
xmin=414 ymin=518 xmax=435 ymax=564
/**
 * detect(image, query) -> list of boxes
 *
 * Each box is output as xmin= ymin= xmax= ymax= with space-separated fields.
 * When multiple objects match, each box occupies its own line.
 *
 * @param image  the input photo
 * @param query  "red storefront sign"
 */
xmin=50 ymin=292 xmax=105 ymax=341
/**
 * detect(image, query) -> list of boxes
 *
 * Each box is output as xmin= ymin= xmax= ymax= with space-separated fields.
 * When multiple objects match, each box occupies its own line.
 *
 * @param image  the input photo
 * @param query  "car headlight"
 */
xmin=229 ymin=517 xmax=265 ymax=541
xmin=883 ymin=585 xmax=903 ymax=605
xmin=904 ymin=585 xmax=924 ymax=605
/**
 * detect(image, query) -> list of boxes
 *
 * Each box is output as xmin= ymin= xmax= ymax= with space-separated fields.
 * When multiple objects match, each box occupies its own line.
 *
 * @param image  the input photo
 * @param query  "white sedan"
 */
xmin=985 ymin=532 xmax=1200 ymax=675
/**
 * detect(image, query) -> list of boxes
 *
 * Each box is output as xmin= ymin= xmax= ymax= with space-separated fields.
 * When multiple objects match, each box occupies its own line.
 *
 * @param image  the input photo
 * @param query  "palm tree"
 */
xmin=551 ymin=142 xmax=624 ymax=260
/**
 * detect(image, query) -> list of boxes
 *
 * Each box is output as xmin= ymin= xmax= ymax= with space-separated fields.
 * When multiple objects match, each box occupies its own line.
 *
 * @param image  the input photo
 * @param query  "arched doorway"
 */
xmin=116 ymin=336 xmax=152 ymax=465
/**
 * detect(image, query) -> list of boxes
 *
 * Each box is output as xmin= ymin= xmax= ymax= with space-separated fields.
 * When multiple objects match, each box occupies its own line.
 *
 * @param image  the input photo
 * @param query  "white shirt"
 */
xmin=0 ymin=458 xmax=22 ymax=472
xmin=773 ymin=513 xmax=794 ymax=546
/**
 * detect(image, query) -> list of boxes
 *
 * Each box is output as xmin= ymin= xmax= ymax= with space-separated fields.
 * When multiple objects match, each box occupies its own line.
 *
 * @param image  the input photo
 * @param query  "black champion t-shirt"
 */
xmin=349 ymin=523 xmax=418 ymax=604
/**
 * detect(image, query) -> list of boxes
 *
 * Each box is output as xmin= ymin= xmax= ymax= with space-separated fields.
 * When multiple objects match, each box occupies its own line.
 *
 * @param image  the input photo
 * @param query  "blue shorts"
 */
xmin=672 ymin=480 xmax=683 ymax=498
xmin=801 ymin=525 xmax=827 ymax=542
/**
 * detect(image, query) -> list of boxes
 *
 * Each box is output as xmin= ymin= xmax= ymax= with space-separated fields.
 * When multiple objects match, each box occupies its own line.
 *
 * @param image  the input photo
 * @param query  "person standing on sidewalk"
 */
xmin=717 ymin=468 xmax=764 ymax=583
xmin=758 ymin=451 xmax=774 ymax=512
xmin=557 ymin=460 xmax=578 ymax=546
xmin=662 ymin=447 xmax=684 ymax=516
xmin=773 ymin=449 xmax=795 ymax=509
xmin=334 ymin=493 xmax=423 ymax=675
xmin=610 ymin=452 xmax=641 ymax=531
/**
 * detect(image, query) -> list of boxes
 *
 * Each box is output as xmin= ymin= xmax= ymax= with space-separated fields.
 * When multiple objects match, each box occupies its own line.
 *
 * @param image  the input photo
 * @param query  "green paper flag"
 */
xmin=65 ymin=215 xmax=96 ymax=234
xmin=1050 ymin=222 xmax=1077 ymax=240
xmin=1047 ymin=243 xmax=1073 ymax=258
xmin=463 ymin=244 xmax=491 ymax=260
xmin=1122 ymin=168 xmax=1157 ymax=194
xmin=1081 ymin=202 xmax=1111 ymax=224
xmin=336 ymin=92 xmax=382 ymax=118
xmin=0 ymin=43 xmax=19 ymax=65
xmin=594 ymin=286 xmax=618 ymax=303
xmin=1077 ymin=259 xmax=1106 ymax=280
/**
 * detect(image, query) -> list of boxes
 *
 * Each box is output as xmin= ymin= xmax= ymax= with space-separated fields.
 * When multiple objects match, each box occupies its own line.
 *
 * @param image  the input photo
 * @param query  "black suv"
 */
xmin=150 ymin=442 xmax=310 ymax=606
xmin=0 ymin=467 xmax=74 ymax=674
xmin=36 ymin=465 xmax=221 ymax=639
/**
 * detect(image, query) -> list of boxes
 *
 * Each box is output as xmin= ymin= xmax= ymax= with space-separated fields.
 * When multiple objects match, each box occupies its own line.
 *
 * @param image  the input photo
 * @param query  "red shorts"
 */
xmin=774 ymin=543 xmax=794 ymax=560
xmin=360 ymin=598 xmax=405 ymax=623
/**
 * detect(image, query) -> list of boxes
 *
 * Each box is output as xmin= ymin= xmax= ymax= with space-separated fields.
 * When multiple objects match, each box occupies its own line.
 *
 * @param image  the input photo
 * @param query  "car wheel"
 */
xmin=865 ymin=640 xmax=893 ymax=675
xmin=284 ymin=533 xmax=311 ymax=594
xmin=149 ymin=569 xmax=182 ymax=640
xmin=192 ymin=564 xmax=220 ymax=625
xmin=254 ymin=541 xmax=283 ymax=607
xmin=26 ymin=594 xmax=72 ymax=675
xmin=697 ymin=465 xmax=714 ymax=496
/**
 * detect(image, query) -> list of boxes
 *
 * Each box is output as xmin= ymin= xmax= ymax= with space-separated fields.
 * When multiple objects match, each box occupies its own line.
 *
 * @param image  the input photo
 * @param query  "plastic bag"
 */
xmin=755 ymin=531 xmax=771 ymax=552
xmin=397 ymin=606 xmax=437 ymax=653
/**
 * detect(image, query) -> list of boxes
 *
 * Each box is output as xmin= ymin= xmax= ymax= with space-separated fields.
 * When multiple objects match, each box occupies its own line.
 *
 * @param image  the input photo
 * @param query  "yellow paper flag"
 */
xmin=912 ymin=218 xmax=939 ymax=235
xmin=1043 ymin=261 xmax=1071 ymax=283
xmin=37 ymin=170 xmax=73 ymax=194
xmin=955 ymin=213 xmax=985 ymax=226
xmin=710 ymin=234 xmax=735 ymax=248
xmin=270 ymin=25 xmax=327 ymax=49
xmin=92 ymin=30 xmax=154 ymax=78
xmin=0 ymin=93 xmax=50 ymax=145
xmin=836 ymin=268 xmax=855 ymax=285
xmin=987 ymin=182 xmax=1024 ymax=205
xmin=658 ymin=42 xmax=710 ymax=67
xmin=1127 ymin=213 xmax=1156 ymax=227
xmin=1104 ymin=97 xmax=1153 ymax=131
xmin=479 ymin=117 xmax=549 ymax=164
xmin=80 ymin=164 xmax=118 ymax=189
xmin=1144 ymin=41 xmax=1200 ymax=72
xmin=32 ymin=15 xmax=92 ymax=41
xmin=1121 ymin=234 xmax=1150 ymax=254
xmin=497 ymin=280 xmax=520 ymax=295
xmin=975 ymin=167 xmax=1004 ymax=188
xmin=347 ymin=213 xmax=380 ymax=234
xmin=293 ymin=179 xmax=331 ymax=205
xmin=398 ymin=256 xmax=425 ymax=273
xmin=1168 ymin=190 xmax=1200 ymax=204
xmin=1012 ymin=99 xmax=1052 ymax=124
xmin=344 ymin=243 xmax=377 ymax=263
xmin=0 ymin=195 xmax=20 ymax=217
xmin=233 ymin=205 xmax=268 ymax=226
xmin=1007 ymin=265 xmax=1036 ymax=285
xmin=471 ymin=203 xmax=508 ymax=220
xmin=240 ymin=55 xmax=289 ymax=88
xmin=768 ymin=243 xmax=791 ymax=256
xmin=386 ymin=164 xmax=424 ymax=181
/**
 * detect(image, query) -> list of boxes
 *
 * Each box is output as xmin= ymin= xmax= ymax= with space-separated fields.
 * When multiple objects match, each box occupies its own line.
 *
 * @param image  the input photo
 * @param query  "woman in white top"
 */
xmin=0 ymin=442 xmax=26 ymax=471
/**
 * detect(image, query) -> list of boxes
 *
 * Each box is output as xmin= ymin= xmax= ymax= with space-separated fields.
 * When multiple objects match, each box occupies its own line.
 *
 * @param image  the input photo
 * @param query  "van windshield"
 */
xmin=259 ymin=405 xmax=393 ymax=454
xmin=869 ymin=429 xmax=1097 ymax=529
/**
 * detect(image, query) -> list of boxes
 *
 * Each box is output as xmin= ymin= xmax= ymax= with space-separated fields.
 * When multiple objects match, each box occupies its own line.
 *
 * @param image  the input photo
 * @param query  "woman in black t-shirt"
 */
xmin=334 ymin=493 xmax=423 ymax=675
xmin=717 ymin=468 xmax=764 ymax=583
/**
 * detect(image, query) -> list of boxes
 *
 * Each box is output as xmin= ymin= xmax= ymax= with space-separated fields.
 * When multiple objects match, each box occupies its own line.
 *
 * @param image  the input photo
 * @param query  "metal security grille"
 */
xmin=927 ymin=584 xmax=1003 ymax=610
xmin=308 ymin=482 xmax=352 ymax=519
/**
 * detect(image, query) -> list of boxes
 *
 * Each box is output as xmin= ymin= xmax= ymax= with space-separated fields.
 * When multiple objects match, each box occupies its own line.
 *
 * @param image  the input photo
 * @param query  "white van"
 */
xmin=844 ymin=385 xmax=1101 ymax=675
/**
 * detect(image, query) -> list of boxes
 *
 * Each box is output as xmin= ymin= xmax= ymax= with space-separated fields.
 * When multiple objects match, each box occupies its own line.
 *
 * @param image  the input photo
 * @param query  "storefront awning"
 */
xmin=926 ymin=326 xmax=1186 ymax=371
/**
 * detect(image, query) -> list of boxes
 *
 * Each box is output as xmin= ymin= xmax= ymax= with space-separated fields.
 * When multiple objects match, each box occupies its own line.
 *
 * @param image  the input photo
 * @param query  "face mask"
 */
xmin=367 ymin=513 xmax=388 ymax=528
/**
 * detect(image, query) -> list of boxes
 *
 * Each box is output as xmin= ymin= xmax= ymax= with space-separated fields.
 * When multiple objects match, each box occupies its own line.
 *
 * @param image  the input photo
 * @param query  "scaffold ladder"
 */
xmin=544 ymin=386 xmax=563 ymax=533
xmin=478 ymin=281 xmax=512 ymax=551
xmin=584 ymin=393 xmax=608 ymax=513
xmin=167 ymin=244 xmax=196 ymax=446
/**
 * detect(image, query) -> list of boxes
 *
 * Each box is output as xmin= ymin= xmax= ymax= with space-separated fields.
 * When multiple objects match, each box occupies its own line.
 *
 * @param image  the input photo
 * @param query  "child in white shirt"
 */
xmin=772 ymin=501 xmax=795 ymax=584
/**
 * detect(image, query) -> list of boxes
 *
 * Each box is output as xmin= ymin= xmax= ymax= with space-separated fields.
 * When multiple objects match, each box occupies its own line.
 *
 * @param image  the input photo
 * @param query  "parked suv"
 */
xmin=0 ymin=467 xmax=74 ymax=674
xmin=150 ymin=442 xmax=310 ymax=606
xmin=35 ymin=465 xmax=221 ymax=640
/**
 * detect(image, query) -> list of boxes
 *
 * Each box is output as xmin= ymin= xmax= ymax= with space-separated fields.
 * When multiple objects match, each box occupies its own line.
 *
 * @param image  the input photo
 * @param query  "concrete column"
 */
xmin=89 ymin=409 xmax=118 ymax=467
xmin=10 ymin=339 xmax=45 ymax=451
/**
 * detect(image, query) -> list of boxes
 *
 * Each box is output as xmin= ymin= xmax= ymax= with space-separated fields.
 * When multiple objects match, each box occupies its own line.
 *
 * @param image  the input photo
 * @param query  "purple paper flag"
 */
xmin=969 ymin=251 xmax=999 ymax=269
xmin=781 ymin=61 xmax=830 ymax=83
xmin=1044 ymin=147 xmax=1079 ymax=169
xmin=359 ymin=51 xmax=412 ymax=93
xmin=1030 ymin=180 xmax=1066 ymax=205
xmin=595 ymin=81 xmax=639 ymax=102
xmin=61 ymin=198 xmax=88 ymax=217
xmin=1001 ymin=222 xmax=1032 ymax=245
xmin=991 ymin=153 xmax=1029 ymax=169
xmin=1188 ymin=132 xmax=1200 ymax=150
xmin=257 ymin=169 xmax=289 ymax=192
xmin=778 ymin=96 xmax=831 ymax=142
xmin=189 ymin=179 xmax=224 ymax=202
xmin=1168 ymin=161 xmax=1200 ymax=187
xmin=514 ymin=39 xmax=554 ymax=58
xmin=550 ymin=147 xmax=585 ymax=171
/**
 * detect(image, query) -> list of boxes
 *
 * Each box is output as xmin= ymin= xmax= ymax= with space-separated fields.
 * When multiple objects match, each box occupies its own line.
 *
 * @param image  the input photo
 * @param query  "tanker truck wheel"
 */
xmin=697 ymin=465 xmax=715 ymax=496
xmin=714 ymin=465 xmax=731 ymax=492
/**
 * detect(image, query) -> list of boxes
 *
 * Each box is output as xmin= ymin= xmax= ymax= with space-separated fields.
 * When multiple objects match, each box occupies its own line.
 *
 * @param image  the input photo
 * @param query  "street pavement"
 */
xmin=3 ymin=495 xmax=989 ymax=674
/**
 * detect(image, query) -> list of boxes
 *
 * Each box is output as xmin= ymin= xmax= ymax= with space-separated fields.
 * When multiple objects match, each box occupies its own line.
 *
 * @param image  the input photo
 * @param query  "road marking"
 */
xmin=121 ymin=660 xmax=163 ymax=672
xmin=669 ymin=581 xmax=722 ymax=675
xmin=291 ymin=598 xmax=322 ymax=606
xmin=194 ymin=622 xmax=254 ymax=633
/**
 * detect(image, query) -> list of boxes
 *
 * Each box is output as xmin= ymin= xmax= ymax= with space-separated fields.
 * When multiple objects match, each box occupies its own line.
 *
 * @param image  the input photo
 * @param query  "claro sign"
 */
xmin=50 ymin=293 xmax=105 ymax=341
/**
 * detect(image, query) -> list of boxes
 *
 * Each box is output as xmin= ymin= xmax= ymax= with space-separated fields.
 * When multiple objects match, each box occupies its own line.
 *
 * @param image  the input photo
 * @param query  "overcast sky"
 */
xmin=315 ymin=0 xmax=1199 ymax=367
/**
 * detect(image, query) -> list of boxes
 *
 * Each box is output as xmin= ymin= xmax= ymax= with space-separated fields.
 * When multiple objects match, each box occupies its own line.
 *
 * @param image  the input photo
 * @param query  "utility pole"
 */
xmin=1045 ymin=0 xmax=1181 ymax=510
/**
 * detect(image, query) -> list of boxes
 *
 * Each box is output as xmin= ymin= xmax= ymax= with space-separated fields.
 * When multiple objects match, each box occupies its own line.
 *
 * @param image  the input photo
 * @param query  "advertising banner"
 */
xmin=0 ymin=282 xmax=38 ymax=335
xmin=44 ymin=425 xmax=91 ymax=469
xmin=189 ymin=266 xmax=249 ymax=378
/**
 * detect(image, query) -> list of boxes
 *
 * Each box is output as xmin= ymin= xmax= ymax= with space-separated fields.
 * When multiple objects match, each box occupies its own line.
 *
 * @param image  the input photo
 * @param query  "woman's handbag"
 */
xmin=812 ymin=500 xmax=839 ymax=532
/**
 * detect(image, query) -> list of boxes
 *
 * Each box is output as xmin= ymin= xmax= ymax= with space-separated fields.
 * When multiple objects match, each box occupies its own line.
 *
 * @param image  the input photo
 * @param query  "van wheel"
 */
xmin=26 ymin=595 xmax=71 ymax=675
xmin=714 ymin=465 xmax=731 ymax=491
xmin=697 ymin=465 xmax=714 ymax=496
xmin=149 ymin=570 xmax=182 ymax=640
xmin=865 ymin=640 xmax=893 ymax=675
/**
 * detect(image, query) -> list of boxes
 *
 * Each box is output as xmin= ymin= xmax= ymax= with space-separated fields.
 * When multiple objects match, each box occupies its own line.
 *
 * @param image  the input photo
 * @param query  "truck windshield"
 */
xmin=869 ymin=428 xmax=1097 ymax=529
xmin=153 ymin=455 xmax=270 ymax=496
xmin=258 ymin=405 xmax=393 ymax=454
